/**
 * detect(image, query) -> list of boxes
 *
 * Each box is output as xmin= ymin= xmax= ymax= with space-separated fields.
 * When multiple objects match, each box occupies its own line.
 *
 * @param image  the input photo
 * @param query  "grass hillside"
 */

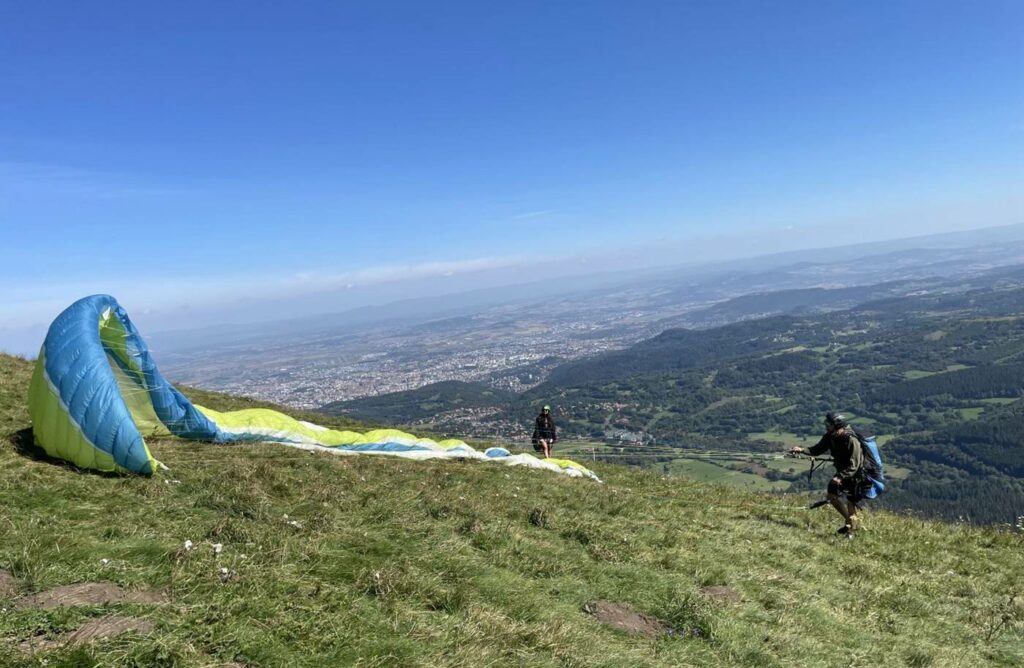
xmin=1 ymin=353 xmax=1022 ymax=667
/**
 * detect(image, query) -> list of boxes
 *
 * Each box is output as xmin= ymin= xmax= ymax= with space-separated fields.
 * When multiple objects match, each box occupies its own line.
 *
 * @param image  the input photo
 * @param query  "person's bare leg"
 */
xmin=828 ymin=493 xmax=853 ymax=524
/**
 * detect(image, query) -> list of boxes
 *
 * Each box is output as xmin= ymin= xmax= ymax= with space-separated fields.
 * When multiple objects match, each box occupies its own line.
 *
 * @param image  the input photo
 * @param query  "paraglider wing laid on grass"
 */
xmin=27 ymin=295 xmax=600 ymax=481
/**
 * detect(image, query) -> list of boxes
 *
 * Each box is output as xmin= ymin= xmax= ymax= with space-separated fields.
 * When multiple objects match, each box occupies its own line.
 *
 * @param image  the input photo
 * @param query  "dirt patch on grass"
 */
xmin=15 ymin=582 xmax=168 ymax=609
xmin=584 ymin=600 xmax=668 ymax=637
xmin=701 ymin=585 xmax=742 ymax=604
xmin=19 ymin=615 xmax=154 ymax=653
xmin=65 ymin=615 xmax=154 ymax=645
xmin=0 ymin=569 xmax=17 ymax=599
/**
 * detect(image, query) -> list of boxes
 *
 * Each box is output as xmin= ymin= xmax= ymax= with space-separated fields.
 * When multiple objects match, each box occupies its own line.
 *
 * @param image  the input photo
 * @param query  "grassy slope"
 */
xmin=1 ymin=354 xmax=1022 ymax=667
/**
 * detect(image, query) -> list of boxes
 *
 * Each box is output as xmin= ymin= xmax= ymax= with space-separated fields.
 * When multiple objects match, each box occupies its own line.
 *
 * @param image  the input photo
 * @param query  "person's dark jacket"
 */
xmin=807 ymin=429 xmax=863 ymax=479
xmin=533 ymin=413 xmax=556 ymax=442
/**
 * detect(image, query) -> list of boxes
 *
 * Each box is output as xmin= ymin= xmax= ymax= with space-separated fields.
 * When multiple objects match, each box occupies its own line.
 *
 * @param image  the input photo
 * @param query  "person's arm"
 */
xmin=793 ymin=434 xmax=830 ymax=457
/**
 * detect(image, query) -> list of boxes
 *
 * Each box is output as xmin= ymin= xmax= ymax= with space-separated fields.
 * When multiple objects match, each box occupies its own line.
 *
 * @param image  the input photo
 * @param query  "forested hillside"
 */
xmin=326 ymin=272 xmax=1024 ymax=525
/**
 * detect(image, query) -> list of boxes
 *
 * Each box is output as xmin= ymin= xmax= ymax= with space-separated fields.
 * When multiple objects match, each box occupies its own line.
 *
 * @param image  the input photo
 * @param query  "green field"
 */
xmin=958 ymin=407 xmax=985 ymax=421
xmin=903 ymin=364 xmax=971 ymax=380
xmin=954 ymin=399 xmax=1020 ymax=421
xmin=977 ymin=397 xmax=1020 ymax=406
xmin=747 ymin=431 xmax=816 ymax=448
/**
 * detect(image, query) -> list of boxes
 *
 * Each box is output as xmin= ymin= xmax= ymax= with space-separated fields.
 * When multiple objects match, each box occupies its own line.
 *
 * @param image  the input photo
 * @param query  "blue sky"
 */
xmin=2 ymin=1 xmax=1023 ymax=349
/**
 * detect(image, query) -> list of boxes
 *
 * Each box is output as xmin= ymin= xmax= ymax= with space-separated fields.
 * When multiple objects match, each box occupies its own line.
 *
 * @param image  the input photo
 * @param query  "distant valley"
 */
xmin=160 ymin=232 xmax=1024 ymax=409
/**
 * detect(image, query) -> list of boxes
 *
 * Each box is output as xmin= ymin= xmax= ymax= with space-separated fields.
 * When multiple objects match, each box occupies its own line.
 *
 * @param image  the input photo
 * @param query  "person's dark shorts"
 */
xmin=828 ymin=476 xmax=865 ymax=506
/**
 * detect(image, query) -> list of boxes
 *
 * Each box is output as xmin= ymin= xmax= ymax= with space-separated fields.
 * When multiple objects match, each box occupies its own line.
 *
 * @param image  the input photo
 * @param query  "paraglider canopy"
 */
xmin=28 ymin=296 xmax=601 ymax=481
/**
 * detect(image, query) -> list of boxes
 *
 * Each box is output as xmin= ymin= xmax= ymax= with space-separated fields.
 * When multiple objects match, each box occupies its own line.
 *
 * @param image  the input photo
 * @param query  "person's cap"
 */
xmin=543 ymin=405 xmax=551 ymax=411
xmin=825 ymin=412 xmax=847 ymax=428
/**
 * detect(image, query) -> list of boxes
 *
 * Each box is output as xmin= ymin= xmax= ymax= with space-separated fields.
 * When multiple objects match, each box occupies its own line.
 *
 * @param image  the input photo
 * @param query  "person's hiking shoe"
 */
xmin=836 ymin=525 xmax=851 ymax=535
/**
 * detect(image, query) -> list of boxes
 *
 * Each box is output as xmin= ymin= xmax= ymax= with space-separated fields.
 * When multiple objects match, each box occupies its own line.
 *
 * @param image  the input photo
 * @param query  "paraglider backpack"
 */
xmin=853 ymin=430 xmax=886 ymax=499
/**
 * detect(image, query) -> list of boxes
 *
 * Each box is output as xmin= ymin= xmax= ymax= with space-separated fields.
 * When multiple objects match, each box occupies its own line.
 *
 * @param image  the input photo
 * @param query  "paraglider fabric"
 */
xmin=28 ymin=295 xmax=600 ymax=481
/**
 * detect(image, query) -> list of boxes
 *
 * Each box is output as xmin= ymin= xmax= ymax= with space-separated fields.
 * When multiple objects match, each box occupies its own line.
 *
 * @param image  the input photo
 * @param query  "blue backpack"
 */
xmin=854 ymin=430 xmax=886 ymax=499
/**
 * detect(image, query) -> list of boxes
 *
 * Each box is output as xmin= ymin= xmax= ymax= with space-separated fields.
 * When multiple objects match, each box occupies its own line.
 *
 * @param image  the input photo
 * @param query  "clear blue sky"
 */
xmin=1 ymin=1 xmax=1022 ymax=346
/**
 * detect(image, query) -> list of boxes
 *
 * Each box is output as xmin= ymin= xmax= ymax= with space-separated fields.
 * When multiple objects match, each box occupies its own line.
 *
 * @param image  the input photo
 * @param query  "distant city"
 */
xmin=161 ymin=293 xmax=696 ymax=409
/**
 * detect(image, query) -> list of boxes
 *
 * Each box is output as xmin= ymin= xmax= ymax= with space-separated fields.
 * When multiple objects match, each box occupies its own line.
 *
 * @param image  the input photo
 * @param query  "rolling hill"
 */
xmin=324 ymin=273 xmax=1024 ymax=525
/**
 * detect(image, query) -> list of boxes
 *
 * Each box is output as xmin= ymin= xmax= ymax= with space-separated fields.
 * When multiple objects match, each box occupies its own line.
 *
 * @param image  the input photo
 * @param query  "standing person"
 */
xmin=790 ymin=412 xmax=865 ymax=536
xmin=532 ymin=405 xmax=557 ymax=459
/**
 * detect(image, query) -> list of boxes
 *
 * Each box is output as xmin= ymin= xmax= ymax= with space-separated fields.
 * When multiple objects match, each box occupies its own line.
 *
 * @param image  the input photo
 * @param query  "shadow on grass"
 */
xmin=7 ymin=427 xmax=128 ymax=478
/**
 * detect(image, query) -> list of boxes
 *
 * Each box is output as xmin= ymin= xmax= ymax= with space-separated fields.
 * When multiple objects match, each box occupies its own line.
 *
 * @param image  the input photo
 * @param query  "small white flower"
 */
xmin=212 ymin=543 xmax=223 ymax=555
xmin=184 ymin=540 xmax=194 ymax=551
xmin=100 ymin=558 xmax=110 ymax=566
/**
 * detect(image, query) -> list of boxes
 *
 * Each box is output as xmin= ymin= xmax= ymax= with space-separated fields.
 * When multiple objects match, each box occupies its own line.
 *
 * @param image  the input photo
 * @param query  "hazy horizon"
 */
xmin=4 ymin=221 xmax=1024 ymax=357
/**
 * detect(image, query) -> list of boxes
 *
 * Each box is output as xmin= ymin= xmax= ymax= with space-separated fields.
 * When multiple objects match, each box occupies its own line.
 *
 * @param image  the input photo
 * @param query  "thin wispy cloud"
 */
xmin=0 ymin=255 xmax=534 ymax=329
xmin=287 ymin=256 xmax=529 ymax=290
xmin=509 ymin=209 xmax=558 ymax=221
